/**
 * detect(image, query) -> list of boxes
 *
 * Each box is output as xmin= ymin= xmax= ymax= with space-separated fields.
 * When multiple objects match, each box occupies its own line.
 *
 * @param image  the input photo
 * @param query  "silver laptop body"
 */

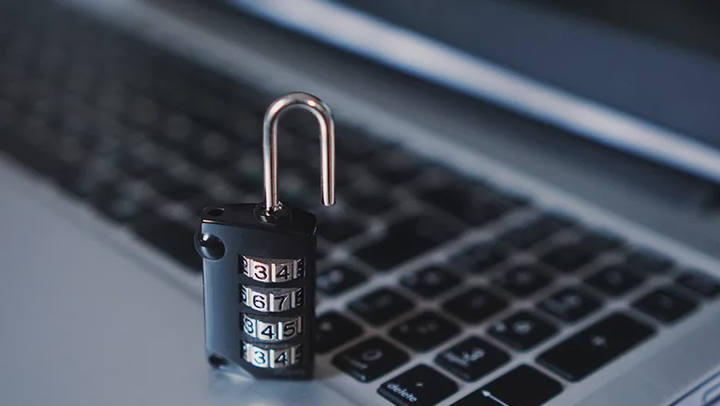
xmin=1 ymin=0 xmax=719 ymax=405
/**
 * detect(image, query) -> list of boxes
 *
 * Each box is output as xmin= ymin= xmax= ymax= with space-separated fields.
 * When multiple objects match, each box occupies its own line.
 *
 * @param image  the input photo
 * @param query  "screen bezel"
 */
xmin=226 ymin=0 xmax=720 ymax=184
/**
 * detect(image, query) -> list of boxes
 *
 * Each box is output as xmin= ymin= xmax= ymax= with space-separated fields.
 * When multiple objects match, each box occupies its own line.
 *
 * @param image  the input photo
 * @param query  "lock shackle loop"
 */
xmin=262 ymin=92 xmax=335 ymax=215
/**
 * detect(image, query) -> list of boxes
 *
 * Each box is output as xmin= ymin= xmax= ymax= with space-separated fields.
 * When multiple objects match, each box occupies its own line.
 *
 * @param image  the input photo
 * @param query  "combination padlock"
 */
xmin=195 ymin=92 xmax=335 ymax=380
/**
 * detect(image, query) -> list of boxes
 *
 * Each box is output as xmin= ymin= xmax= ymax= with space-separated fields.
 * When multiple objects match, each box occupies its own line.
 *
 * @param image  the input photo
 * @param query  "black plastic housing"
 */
xmin=197 ymin=203 xmax=317 ymax=380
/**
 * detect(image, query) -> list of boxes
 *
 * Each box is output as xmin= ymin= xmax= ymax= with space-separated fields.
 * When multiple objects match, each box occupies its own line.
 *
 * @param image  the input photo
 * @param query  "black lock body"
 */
xmin=196 ymin=203 xmax=317 ymax=380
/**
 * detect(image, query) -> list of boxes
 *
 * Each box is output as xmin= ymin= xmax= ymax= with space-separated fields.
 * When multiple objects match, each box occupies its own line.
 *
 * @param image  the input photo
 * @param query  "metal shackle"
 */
xmin=262 ymin=92 xmax=336 ymax=215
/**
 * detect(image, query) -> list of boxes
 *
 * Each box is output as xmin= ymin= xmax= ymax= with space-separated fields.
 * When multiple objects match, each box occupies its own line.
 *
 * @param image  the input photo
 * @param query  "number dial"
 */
xmin=242 ymin=342 xmax=303 ymax=369
xmin=242 ymin=255 xmax=304 ymax=283
xmin=243 ymin=315 xmax=303 ymax=342
xmin=241 ymin=285 xmax=304 ymax=313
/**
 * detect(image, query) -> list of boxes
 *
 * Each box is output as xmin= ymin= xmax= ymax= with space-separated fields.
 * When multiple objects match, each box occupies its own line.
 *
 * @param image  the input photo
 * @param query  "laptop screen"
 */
xmin=227 ymin=0 xmax=720 ymax=183
xmin=513 ymin=0 xmax=720 ymax=59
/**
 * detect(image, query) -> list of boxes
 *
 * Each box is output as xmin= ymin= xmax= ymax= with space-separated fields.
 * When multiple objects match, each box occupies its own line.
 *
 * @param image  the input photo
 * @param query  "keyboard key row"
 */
xmin=324 ymin=275 xmax=718 ymax=403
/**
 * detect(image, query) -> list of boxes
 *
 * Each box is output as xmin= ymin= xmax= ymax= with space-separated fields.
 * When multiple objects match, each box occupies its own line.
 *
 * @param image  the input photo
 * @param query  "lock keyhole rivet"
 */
xmin=195 ymin=232 xmax=225 ymax=260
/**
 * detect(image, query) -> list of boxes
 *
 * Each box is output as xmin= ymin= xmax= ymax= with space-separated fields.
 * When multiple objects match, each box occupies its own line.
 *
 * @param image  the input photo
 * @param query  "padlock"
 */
xmin=195 ymin=92 xmax=335 ymax=380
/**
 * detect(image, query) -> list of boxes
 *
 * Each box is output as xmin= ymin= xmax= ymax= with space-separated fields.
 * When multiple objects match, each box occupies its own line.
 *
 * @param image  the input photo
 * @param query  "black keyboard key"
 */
xmin=452 ymin=242 xmax=510 ymax=274
xmin=537 ymin=287 xmax=602 ymax=323
xmin=90 ymin=187 xmax=154 ymax=223
xmin=452 ymin=365 xmax=563 ymax=406
xmin=117 ymin=151 xmax=163 ymax=178
xmin=349 ymin=288 xmax=414 ymax=325
xmin=346 ymin=193 xmax=396 ymax=216
xmin=537 ymin=313 xmax=655 ymax=381
xmin=633 ymin=286 xmax=697 ymax=324
xmin=315 ymin=311 xmax=363 ymax=354
xmin=345 ymin=183 xmax=396 ymax=216
xmin=184 ymin=138 xmax=237 ymax=170
xmin=488 ymin=310 xmax=558 ymax=351
xmin=625 ymin=249 xmax=674 ymax=274
xmin=443 ymin=287 xmax=507 ymax=324
xmin=435 ymin=336 xmax=509 ymax=382
xmin=420 ymin=184 xmax=511 ymax=226
xmin=131 ymin=214 xmax=201 ymax=272
xmin=499 ymin=215 xmax=571 ymax=249
xmin=541 ymin=244 xmax=596 ymax=273
xmin=494 ymin=190 xmax=531 ymax=208
xmin=365 ymin=149 xmax=424 ymax=184
xmin=354 ymin=215 xmax=461 ymax=271
xmin=332 ymin=337 xmax=409 ymax=382
xmin=577 ymin=229 xmax=624 ymax=253
xmin=390 ymin=311 xmax=460 ymax=352
xmin=676 ymin=270 xmax=720 ymax=298
xmin=539 ymin=212 xmax=576 ymax=229
xmin=401 ymin=266 xmax=462 ymax=298
xmin=378 ymin=364 xmax=458 ymax=406
xmin=494 ymin=265 xmax=553 ymax=297
xmin=317 ymin=213 xmax=365 ymax=243
xmin=585 ymin=265 xmax=644 ymax=296
xmin=277 ymin=171 xmax=318 ymax=209
xmin=69 ymin=166 xmax=123 ymax=199
xmin=333 ymin=128 xmax=389 ymax=162
xmin=146 ymin=173 xmax=205 ymax=201
xmin=317 ymin=264 xmax=367 ymax=296
xmin=2 ymin=134 xmax=69 ymax=178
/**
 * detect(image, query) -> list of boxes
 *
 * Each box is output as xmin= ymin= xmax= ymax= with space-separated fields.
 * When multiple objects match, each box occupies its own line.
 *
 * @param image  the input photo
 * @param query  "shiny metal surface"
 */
xmin=242 ymin=255 xmax=304 ymax=283
xmin=242 ymin=314 xmax=304 ymax=342
xmin=262 ymin=92 xmax=336 ymax=214
xmin=242 ymin=342 xmax=303 ymax=369
xmin=241 ymin=285 xmax=304 ymax=313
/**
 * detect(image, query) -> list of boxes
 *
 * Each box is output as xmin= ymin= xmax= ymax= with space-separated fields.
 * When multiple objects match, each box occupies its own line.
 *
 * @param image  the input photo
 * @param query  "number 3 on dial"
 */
xmin=243 ymin=342 xmax=302 ymax=369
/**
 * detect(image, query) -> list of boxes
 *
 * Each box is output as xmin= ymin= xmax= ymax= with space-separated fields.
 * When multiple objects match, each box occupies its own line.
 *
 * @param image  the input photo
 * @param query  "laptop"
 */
xmin=2 ymin=0 xmax=720 ymax=405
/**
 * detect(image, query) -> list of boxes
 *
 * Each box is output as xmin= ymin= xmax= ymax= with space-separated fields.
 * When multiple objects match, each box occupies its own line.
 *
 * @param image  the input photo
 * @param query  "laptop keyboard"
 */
xmin=1 ymin=2 xmax=719 ymax=405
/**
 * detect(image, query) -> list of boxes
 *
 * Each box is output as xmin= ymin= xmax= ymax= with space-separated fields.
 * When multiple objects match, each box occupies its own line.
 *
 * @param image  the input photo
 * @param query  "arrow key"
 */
xmin=452 ymin=365 xmax=562 ymax=406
